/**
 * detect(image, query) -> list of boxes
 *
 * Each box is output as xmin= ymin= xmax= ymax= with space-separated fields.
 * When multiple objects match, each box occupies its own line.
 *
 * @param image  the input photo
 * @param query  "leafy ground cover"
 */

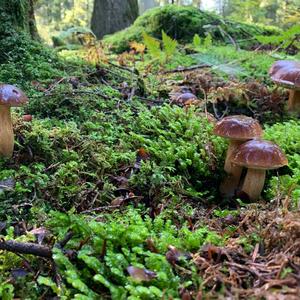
xmin=0 ymin=12 xmax=300 ymax=299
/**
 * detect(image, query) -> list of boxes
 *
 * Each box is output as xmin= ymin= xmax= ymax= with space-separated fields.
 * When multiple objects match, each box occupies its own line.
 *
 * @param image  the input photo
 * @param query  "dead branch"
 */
xmin=0 ymin=230 xmax=74 ymax=259
xmin=0 ymin=239 xmax=52 ymax=258
xmin=56 ymin=231 xmax=74 ymax=249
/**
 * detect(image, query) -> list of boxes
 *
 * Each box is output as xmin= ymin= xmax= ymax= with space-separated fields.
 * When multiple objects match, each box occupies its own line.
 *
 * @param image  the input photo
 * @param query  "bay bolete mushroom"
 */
xmin=231 ymin=139 xmax=288 ymax=201
xmin=0 ymin=84 xmax=28 ymax=157
xmin=213 ymin=115 xmax=263 ymax=195
xmin=170 ymin=92 xmax=199 ymax=106
xmin=269 ymin=60 xmax=300 ymax=111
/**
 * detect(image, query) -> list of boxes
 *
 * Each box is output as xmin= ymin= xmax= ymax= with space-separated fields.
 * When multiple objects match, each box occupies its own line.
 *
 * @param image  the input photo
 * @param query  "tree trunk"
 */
xmin=0 ymin=0 xmax=39 ymax=39
xmin=91 ymin=0 xmax=139 ymax=39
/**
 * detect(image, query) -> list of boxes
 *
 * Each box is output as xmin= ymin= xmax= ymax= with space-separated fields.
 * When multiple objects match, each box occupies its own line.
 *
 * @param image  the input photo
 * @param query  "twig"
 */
xmin=44 ymin=77 xmax=66 ymax=93
xmin=44 ymin=162 xmax=61 ymax=172
xmin=56 ymin=231 xmax=74 ymax=249
xmin=0 ymin=239 xmax=52 ymax=258
xmin=212 ymin=102 xmax=228 ymax=120
xmin=218 ymin=26 xmax=240 ymax=51
xmin=80 ymin=205 xmax=121 ymax=214
xmin=226 ymin=261 xmax=261 ymax=278
xmin=162 ymin=64 xmax=211 ymax=74
xmin=128 ymin=87 xmax=136 ymax=102
xmin=0 ymin=229 xmax=75 ymax=259
xmin=107 ymin=62 xmax=137 ymax=74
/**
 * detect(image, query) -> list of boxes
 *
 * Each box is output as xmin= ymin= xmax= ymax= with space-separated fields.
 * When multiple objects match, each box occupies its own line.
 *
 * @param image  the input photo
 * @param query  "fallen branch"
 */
xmin=0 ymin=230 xmax=74 ymax=259
xmin=0 ymin=239 xmax=52 ymax=258
xmin=56 ymin=231 xmax=74 ymax=249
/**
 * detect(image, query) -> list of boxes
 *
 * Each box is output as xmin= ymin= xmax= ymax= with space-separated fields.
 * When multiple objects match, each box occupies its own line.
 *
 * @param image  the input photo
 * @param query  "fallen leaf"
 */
xmin=127 ymin=266 xmax=157 ymax=282
xmin=11 ymin=268 xmax=29 ymax=279
xmin=166 ymin=245 xmax=191 ymax=265
xmin=0 ymin=178 xmax=15 ymax=193
xmin=28 ymin=227 xmax=50 ymax=244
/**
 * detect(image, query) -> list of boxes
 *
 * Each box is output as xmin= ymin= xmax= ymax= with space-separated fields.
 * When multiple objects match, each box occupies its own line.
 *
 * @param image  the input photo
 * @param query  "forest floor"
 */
xmin=0 ymin=29 xmax=300 ymax=299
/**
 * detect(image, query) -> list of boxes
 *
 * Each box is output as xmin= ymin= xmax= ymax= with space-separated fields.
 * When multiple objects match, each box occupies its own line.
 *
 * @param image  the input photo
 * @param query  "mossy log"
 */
xmin=104 ymin=5 xmax=280 ymax=53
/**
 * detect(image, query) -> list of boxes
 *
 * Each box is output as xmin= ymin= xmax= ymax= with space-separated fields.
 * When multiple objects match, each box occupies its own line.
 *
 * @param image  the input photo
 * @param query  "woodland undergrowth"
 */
xmin=0 ymin=21 xmax=299 ymax=299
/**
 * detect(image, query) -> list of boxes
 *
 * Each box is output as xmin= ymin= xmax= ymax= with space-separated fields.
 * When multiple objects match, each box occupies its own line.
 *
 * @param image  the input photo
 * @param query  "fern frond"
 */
xmin=142 ymin=32 xmax=162 ymax=59
xmin=256 ymin=24 xmax=300 ymax=47
xmin=203 ymin=33 xmax=213 ymax=48
xmin=193 ymin=34 xmax=202 ymax=49
xmin=162 ymin=30 xmax=177 ymax=57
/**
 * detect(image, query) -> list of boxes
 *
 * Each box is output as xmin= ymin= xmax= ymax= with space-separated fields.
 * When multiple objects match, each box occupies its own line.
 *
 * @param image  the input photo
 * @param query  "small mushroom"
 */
xmin=22 ymin=114 xmax=32 ymax=122
xmin=269 ymin=60 xmax=300 ymax=111
xmin=0 ymin=84 xmax=28 ymax=157
xmin=126 ymin=266 xmax=157 ymax=282
xmin=231 ymin=139 xmax=288 ymax=201
xmin=213 ymin=115 xmax=263 ymax=196
xmin=170 ymin=92 xmax=198 ymax=106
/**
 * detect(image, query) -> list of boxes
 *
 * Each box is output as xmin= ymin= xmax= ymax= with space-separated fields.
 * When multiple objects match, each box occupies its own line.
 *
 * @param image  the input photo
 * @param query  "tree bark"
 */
xmin=0 ymin=0 xmax=39 ymax=39
xmin=91 ymin=0 xmax=139 ymax=39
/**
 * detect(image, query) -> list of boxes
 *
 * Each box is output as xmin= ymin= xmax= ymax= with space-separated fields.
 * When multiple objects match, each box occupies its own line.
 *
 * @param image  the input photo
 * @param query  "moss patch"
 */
xmin=104 ymin=5 xmax=280 ymax=53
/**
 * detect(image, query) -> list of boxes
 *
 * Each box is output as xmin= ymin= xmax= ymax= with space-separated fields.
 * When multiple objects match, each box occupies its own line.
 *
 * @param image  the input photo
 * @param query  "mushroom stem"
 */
xmin=288 ymin=90 xmax=300 ymax=111
xmin=220 ymin=166 xmax=243 ymax=196
xmin=242 ymin=168 xmax=266 ymax=201
xmin=0 ymin=105 xmax=14 ymax=157
xmin=224 ymin=140 xmax=243 ymax=173
xmin=220 ymin=140 xmax=243 ymax=196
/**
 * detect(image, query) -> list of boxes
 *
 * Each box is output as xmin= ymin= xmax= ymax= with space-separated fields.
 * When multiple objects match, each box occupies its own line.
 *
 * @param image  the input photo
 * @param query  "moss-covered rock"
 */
xmin=104 ymin=5 xmax=280 ymax=53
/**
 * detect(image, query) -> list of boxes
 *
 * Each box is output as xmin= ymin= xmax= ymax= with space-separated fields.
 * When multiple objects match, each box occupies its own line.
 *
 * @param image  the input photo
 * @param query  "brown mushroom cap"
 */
xmin=213 ymin=115 xmax=263 ymax=141
xmin=269 ymin=60 xmax=300 ymax=90
xmin=177 ymin=92 xmax=197 ymax=102
xmin=0 ymin=84 xmax=28 ymax=107
xmin=231 ymin=139 xmax=288 ymax=170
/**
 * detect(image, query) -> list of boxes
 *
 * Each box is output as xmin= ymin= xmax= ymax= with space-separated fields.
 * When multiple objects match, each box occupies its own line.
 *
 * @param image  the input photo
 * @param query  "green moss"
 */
xmin=0 ymin=0 xmax=30 ymax=33
xmin=104 ymin=5 xmax=280 ymax=53
xmin=0 ymin=31 xmax=65 ymax=87
xmin=0 ymin=1 xmax=76 ymax=90
xmin=264 ymin=120 xmax=300 ymax=204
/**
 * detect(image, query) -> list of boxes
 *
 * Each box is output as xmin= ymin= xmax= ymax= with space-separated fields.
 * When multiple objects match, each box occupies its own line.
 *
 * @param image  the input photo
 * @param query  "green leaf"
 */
xmin=37 ymin=276 xmax=60 ymax=294
xmin=142 ymin=32 xmax=161 ymax=59
xmin=162 ymin=30 xmax=177 ymax=57
xmin=0 ymin=283 xmax=14 ymax=300
xmin=193 ymin=34 xmax=202 ymax=48
xmin=203 ymin=33 xmax=213 ymax=48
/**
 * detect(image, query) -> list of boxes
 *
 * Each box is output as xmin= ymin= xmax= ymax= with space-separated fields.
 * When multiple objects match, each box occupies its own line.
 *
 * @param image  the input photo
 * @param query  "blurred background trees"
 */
xmin=91 ymin=0 xmax=139 ymax=38
xmin=34 ymin=0 xmax=299 ymax=44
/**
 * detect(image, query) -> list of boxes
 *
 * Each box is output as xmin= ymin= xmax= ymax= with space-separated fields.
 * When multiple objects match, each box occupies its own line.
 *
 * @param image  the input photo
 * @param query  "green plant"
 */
xmin=213 ymin=209 xmax=239 ymax=218
xmin=192 ymin=45 xmax=276 ymax=81
xmin=256 ymin=24 xmax=300 ymax=51
xmin=192 ymin=33 xmax=213 ymax=52
xmin=264 ymin=120 xmax=300 ymax=205
xmin=104 ymin=5 xmax=279 ymax=53
xmin=0 ymin=282 xmax=14 ymax=300
xmin=142 ymin=30 xmax=178 ymax=65
xmin=128 ymin=105 xmax=226 ymax=201
xmin=37 ymin=208 xmax=223 ymax=299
